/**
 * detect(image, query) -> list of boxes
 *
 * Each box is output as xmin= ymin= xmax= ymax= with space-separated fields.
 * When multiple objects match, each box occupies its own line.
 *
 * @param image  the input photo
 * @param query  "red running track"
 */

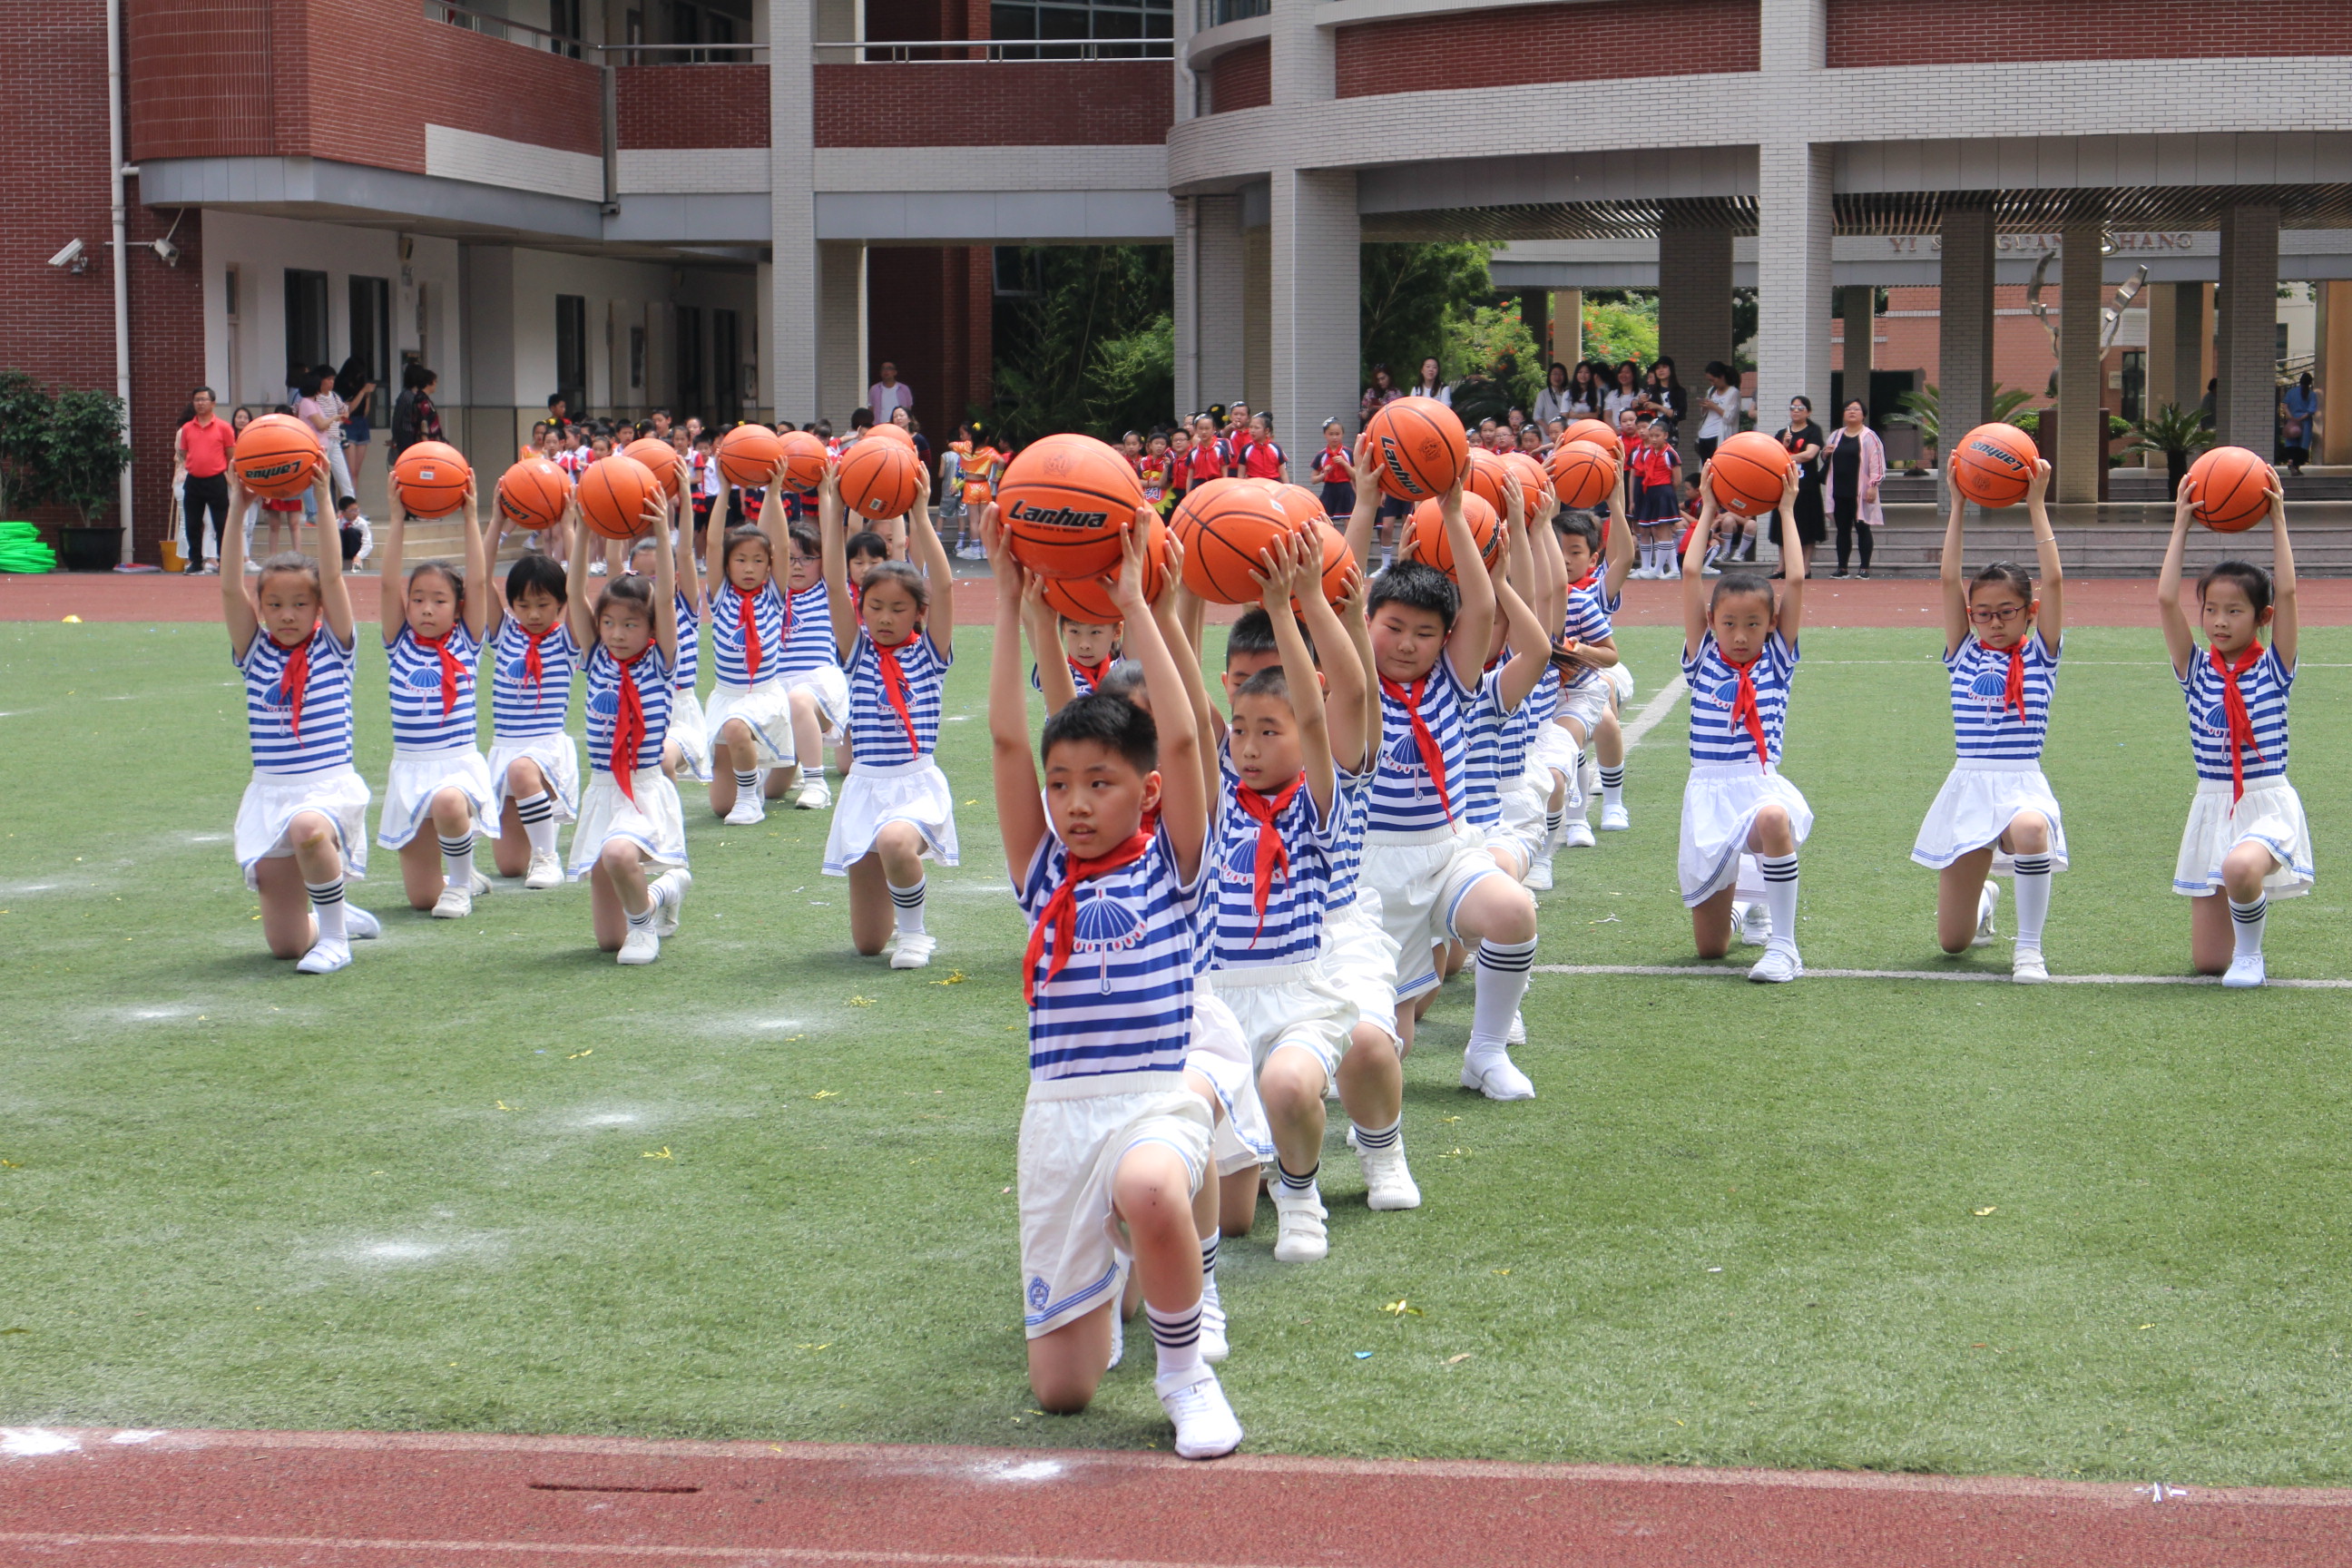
xmin=4 ymin=1428 xmax=2349 ymax=1567
xmin=14 ymin=573 xmax=2352 ymax=629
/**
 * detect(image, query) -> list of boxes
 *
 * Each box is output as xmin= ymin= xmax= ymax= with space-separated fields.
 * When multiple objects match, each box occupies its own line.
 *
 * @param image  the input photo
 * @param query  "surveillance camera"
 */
xmin=150 ymin=237 xmax=181 ymax=267
xmin=48 ymin=239 xmax=85 ymax=269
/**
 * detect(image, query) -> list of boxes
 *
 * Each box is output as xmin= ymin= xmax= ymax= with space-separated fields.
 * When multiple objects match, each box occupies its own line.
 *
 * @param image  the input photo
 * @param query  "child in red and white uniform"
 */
xmin=1313 ymin=420 xmax=1354 ymax=517
xmin=1239 ymin=414 xmax=1287 ymax=482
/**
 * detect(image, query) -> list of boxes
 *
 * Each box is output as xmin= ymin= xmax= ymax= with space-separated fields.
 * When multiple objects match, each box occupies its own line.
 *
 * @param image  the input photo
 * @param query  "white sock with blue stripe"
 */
xmin=439 ymin=832 xmax=475 ymax=885
xmin=1147 ymin=1299 xmax=1203 ymax=1377
xmin=514 ymin=791 xmax=557 ymax=858
xmin=889 ymin=877 xmax=926 ymax=936
xmin=2010 ymin=856 xmax=2053 ymax=951
xmin=2230 ymin=895 xmax=2268 ymax=958
xmin=1469 ymin=937 xmax=1537 ymax=1053
xmin=1759 ymin=853 xmax=1800 ymax=949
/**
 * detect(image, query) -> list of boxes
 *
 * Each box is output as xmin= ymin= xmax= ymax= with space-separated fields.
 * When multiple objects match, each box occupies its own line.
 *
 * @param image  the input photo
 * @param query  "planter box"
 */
xmin=59 ymin=525 xmax=120 ymax=572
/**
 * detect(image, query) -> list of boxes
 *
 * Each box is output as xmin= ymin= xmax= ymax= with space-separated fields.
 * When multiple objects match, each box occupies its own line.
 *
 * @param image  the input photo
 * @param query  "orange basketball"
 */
xmin=998 ymin=433 xmax=1147 ymax=580
xmin=1169 ymin=478 xmax=1293 ymax=604
xmin=1404 ymin=493 xmax=1503 ymax=580
xmin=1502 ymin=451 xmax=1551 ymax=509
xmin=1548 ymin=440 xmax=1619 ymax=510
xmin=867 ymin=422 xmax=916 ymax=448
xmin=776 ymin=430 xmax=830 ymax=492
xmin=838 ymin=437 xmax=920 ymax=520
xmin=1365 ymin=396 xmax=1469 ymax=502
xmin=391 ymin=440 xmax=473 ymax=518
xmin=576 ymin=453 xmax=662 ymax=541
xmin=1294 ymin=522 xmax=1354 ymax=617
xmin=1949 ymin=423 xmax=2041 ymax=509
xmin=1563 ymin=417 xmax=1622 ymax=460
xmin=1462 ymin=447 xmax=1512 ymax=517
xmin=622 ymin=437 xmax=686 ymax=500
xmin=494 ymin=457 xmax=571 ymax=531
xmin=1708 ymin=429 xmax=1795 ymax=516
xmin=1264 ymin=481 xmax=1330 ymax=532
xmin=715 ymin=425 xmax=782 ymax=488
xmin=232 ymin=414 xmax=323 ymax=500
xmin=2186 ymin=446 xmax=2275 ymax=533
xmin=1036 ymin=507 xmax=1168 ymax=622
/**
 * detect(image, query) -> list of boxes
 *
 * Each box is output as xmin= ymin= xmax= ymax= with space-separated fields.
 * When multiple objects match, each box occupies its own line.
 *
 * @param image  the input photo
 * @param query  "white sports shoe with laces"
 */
xmin=524 ymin=850 xmax=564 ymax=890
xmin=1357 ymin=1141 xmax=1422 ymax=1210
xmin=1747 ymin=945 xmax=1803 ymax=984
xmin=617 ymin=926 xmax=661 ymax=965
xmin=652 ymin=869 xmax=690 ymax=936
xmin=2221 ymin=953 xmax=2267 ymax=989
xmin=2011 ymin=946 xmax=2048 ymax=984
xmin=1155 ymin=1365 xmax=1243 ymax=1459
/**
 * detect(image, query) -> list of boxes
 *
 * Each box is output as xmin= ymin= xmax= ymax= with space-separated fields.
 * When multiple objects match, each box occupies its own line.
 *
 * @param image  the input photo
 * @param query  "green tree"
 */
xmin=1443 ymin=300 xmax=1541 ymax=418
xmin=1580 ymin=295 xmax=1658 ymax=368
xmin=41 ymin=389 xmax=132 ymax=527
xmin=1360 ymin=242 xmax=1494 ymax=390
xmin=987 ymin=246 xmax=1174 ymax=442
xmin=0 ymin=370 xmax=54 ymax=520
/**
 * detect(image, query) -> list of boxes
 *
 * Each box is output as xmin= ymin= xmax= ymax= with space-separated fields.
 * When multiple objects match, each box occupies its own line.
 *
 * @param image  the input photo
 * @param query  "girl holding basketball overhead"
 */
xmin=819 ymin=464 xmax=958 ymax=969
xmin=484 ymin=511 xmax=583 ymax=890
xmin=701 ymin=462 xmax=799 ymax=827
xmin=376 ymin=469 xmax=496 ymax=919
xmin=2157 ymin=464 xmax=2308 ymax=987
xmin=1678 ymin=460 xmax=1810 ymax=981
xmin=1912 ymin=458 xmax=2064 ymax=983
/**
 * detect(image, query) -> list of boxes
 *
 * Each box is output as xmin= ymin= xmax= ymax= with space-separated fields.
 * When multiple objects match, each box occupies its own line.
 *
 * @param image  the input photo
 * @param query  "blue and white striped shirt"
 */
xmin=1369 ymin=661 xmax=1472 ymax=833
xmin=2181 ymin=644 xmax=2293 ymax=785
xmin=777 ymin=580 xmax=836 ymax=678
xmin=709 ymin=579 xmax=786 ymax=690
xmin=672 ymin=591 xmax=700 ymax=693
xmin=386 ymin=623 xmax=481 ymax=751
xmin=239 ymin=625 xmax=357 ymax=776
xmin=489 ymin=617 xmax=580 ymax=741
xmin=1326 ymin=768 xmax=1371 ymax=907
xmin=1208 ymin=770 xmax=1348 ymax=969
xmin=1020 ymin=819 xmax=1204 ymax=1083
xmin=1559 ymin=581 xmax=1614 ymax=691
xmin=1683 ymin=631 xmax=1797 ymax=767
xmin=583 ymin=643 xmax=672 ymax=774
xmin=1463 ymin=669 xmax=1514 ymax=829
xmin=846 ymin=631 xmax=947 ymax=765
xmin=1947 ymin=632 xmax=2058 ymax=761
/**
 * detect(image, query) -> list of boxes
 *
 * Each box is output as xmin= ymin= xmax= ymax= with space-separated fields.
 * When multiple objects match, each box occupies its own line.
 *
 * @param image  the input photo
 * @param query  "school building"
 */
xmin=9 ymin=0 xmax=2352 ymax=564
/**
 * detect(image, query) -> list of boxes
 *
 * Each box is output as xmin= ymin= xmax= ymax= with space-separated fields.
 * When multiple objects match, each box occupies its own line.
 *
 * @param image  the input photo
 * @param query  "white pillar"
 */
xmin=817 ymin=241 xmax=866 ymax=429
xmin=2054 ymin=218 xmax=2104 ymax=505
xmin=769 ymin=0 xmax=818 ymax=422
xmin=1192 ymin=194 xmax=1245 ymax=416
xmin=1936 ymin=204 xmax=1994 ymax=495
xmin=1753 ymin=140 xmax=1831 ymax=515
xmin=2217 ymin=202 xmax=2280 ymax=454
xmin=1174 ymin=197 xmax=1201 ymax=417
xmin=1270 ymin=168 xmax=1360 ymax=459
xmin=1658 ymin=214 xmax=1734 ymax=466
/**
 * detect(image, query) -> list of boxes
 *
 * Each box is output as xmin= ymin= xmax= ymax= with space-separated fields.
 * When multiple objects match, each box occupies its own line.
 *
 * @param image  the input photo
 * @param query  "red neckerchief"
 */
xmin=277 ymin=622 xmax=318 ymax=740
xmin=1722 ymin=649 xmax=1770 ymax=767
xmin=2210 ymin=642 xmax=2269 ymax=804
xmin=520 ymin=622 xmax=556 ymax=707
xmin=873 ymin=635 xmax=921 ymax=751
xmin=1071 ymin=653 xmax=1114 ymax=691
xmin=1024 ymin=824 xmax=1156 ymax=1004
xmin=1994 ymin=635 xmax=2029 ymax=725
xmin=1379 ymin=675 xmax=1453 ymax=820
xmin=611 ymin=648 xmax=650 ymax=801
xmin=734 ymin=582 xmax=763 ymax=681
xmin=1234 ymin=774 xmax=1303 ymax=941
xmin=412 ymin=628 xmax=466 ymax=718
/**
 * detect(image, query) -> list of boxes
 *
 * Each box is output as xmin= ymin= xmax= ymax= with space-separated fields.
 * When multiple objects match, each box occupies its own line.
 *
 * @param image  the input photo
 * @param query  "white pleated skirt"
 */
xmin=1679 ymin=761 xmax=1813 ymax=907
xmin=822 ymin=757 xmax=960 ymax=875
xmin=377 ymin=744 xmax=497 ymax=848
xmin=703 ymin=679 xmax=793 ymax=769
xmin=234 ymin=764 xmax=372 ymax=888
xmin=1910 ymin=758 xmax=2068 ymax=873
xmin=670 ymin=688 xmax=712 ymax=782
xmin=2173 ymin=776 xmax=2314 ymax=898
xmin=567 ymin=768 xmax=689 ymax=880
xmin=486 ymin=731 xmax=582 ymax=822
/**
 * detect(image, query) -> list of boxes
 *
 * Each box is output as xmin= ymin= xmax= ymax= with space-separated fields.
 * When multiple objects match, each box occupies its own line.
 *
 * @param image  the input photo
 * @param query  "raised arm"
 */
xmin=1334 ymin=564 xmax=1379 ymax=774
xmin=378 ymin=466 xmax=408 ymax=643
xmin=564 ymin=495 xmax=596 ymax=651
xmin=2025 ymin=460 xmax=2062 ymax=655
xmin=1341 ymin=433 xmax=1383 ymax=573
xmin=2156 ymin=485 xmax=2199 ymax=677
xmin=984 ymin=507 xmax=1048 ymax=879
xmin=2268 ymin=476 xmax=2298 ymax=672
xmin=315 ymin=467 xmax=355 ymax=650
xmin=1114 ymin=514 xmax=1207 ymax=882
xmin=459 ymin=475 xmax=489 ymax=642
xmin=220 ymin=474 xmax=260 ymax=657
xmin=906 ymin=466 xmax=952 ymax=662
xmin=1024 ymin=577 xmax=1078 ymax=716
xmin=1681 ymin=466 xmax=1717 ymax=661
xmin=1255 ymin=533 xmax=1335 ymax=818
xmin=647 ymin=491 xmax=679 ymax=671
xmin=484 ymin=512 xmax=512 ymax=636
xmin=1601 ymin=485 xmax=1634 ymax=603
xmin=705 ymin=469 xmax=732 ymax=604
xmin=820 ymin=470 xmax=858 ymax=667
xmin=1293 ymin=541 xmax=1369 ymax=778
xmin=1152 ymin=531 xmax=1224 ymax=811
xmin=1774 ymin=462 xmax=1806 ymax=642
xmin=1441 ymin=474 xmax=1495 ymax=688
xmin=671 ymin=484 xmax=701 ymax=619
xmin=1938 ymin=475 xmax=1969 ymax=657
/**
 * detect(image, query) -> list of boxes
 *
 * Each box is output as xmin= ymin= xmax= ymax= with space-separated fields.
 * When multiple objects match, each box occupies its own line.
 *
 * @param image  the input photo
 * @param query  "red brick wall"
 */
xmin=812 ymin=63 xmax=1171 ymax=145
xmin=124 ymin=0 xmax=274 ymax=158
xmin=1826 ymin=0 xmax=2352 ymax=65
xmin=1337 ymin=0 xmax=1759 ymax=96
xmin=617 ymin=64 xmax=769 ymax=149
xmin=1204 ymin=40 xmax=1269 ymax=113
xmin=867 ymin=246 xmax=993 ymax=443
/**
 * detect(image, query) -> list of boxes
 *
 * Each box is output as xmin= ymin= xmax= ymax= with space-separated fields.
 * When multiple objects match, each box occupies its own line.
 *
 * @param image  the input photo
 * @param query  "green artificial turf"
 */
xmin=1 ymin=619 xmax=2347 ymax=1484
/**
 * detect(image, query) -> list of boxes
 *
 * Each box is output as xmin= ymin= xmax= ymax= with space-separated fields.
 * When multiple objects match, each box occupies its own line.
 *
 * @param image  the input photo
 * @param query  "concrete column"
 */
xmin=770 ymin=0 xmax=818 ymax=422
xmin=1937 ymin=203 xmax=1994 ymax=493
xmin=1193 ymin=195 xmax=1245 ymax=416
xmin=2216 ymin=202 xmax=2280 ymax=453
xmin=1754 ymin=0 xmax=1831 ymax=550
xmin=1270 ymin=168 xmax=1361 ymax=461
xmin=816 ymin=241 xmax=866 ymax=429
xmin=2321 ymin=279 xmax=2352 ymax=465
xmin=2177 ymin=282 xmax=2212 ymax=414
xmin=1838 ymin=283 xmax=1874 ymax=415
xmin=1557 ymin=287 xmax=1583 ymax=363
xmin=1174 ymin=197 xmax=1200 ymax=416
xmin=1659 ymin=215 xmax=1735 ymax=466
xmin=2054 ymin=219 xmax=2104 ymax=505
xmin=1521 ymin=290 xmax=1552 ymax=372
xmin=1241 ymin=225 xmax=1271 ymax=415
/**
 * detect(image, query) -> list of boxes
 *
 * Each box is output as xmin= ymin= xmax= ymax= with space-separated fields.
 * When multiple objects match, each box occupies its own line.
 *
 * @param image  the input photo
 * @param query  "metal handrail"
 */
xmin=814 ymin=38 xmax=1175 ymax=61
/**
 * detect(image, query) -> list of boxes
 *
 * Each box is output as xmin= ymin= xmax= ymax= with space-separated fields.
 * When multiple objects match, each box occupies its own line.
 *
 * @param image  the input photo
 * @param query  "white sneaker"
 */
xmin=724 ymin=794 xmax=766 ymax=827
xmin=794 ymin=779 xmax=832 ymax=810
xmin=469 ymin=869 xmax=492 ymax=897
xmin=1600 ymin=803 xmax=1630 ymax=831
xmin=1357 ymin=1141 xmax=1421 ymax=1210
xmin=1974 ymin=882 xmax=2001 ymax=946
xmin=1270 ymin=1183 xmax=1328 ymax=1262
xmin=889 ymin=931 xmax=936 ymax=969
xmin=1198 ymin=1289 xmax=1230 ymax=1364
xmin=1734 ymin=900 xmax=1771 ymax=947
xmin=296 ymin=939 xmax=352 ymax=975
xmin=1747 ymin=945 xmax=1803 ymax=984
xmin=617 ymin=926 xmax=661 ymax=965
xmin=652 ymin=869 xmax=690 ymax=937
xmin=2012 ymin=946 xmax=2049 ymax=984
xmin=1524 ymin=852 xmax=1553 ymax=891
xmin=344 ymin=906 xmax=382 ymax=941
xmin=431 ymin=883 xmax=472 ymax=919
xmin=1561 ymin=819 xmax=1597 ymax=849
xmin=1505 ymin=1010 xmax=1526 ymax=1045
xmin=2222 ymin=953 xmax=2267 ymax=989
xmin=1462 ymin=1047 xmax=1535 ymax=1101
xmin=524 ymin=850 xmax=564 ymax=890
xmin=1155 ymin=1365 xmax=1243 ymax=1459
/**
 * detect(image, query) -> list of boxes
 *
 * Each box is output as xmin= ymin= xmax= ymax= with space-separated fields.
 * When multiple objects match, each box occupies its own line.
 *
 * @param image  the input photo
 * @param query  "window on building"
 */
xmin=1198 ymin=0 xmax=1266 ymax=25
xmin=676 ymin=305 xmax=706 ymax=423
xmin=992 ymin=0 xmax=1171 ymax=58
xmin=284 ymin=269 xmax=329 ymax=386
xmin=712 ymin=309 xmax=740 ymax=426
xmin=549 ymin=0 xmax=583 ymax=58
xmin=348 ymin=276 xmax=391 ymax=386
xmin=993 ymin=248 xmax=1039 ymax=298
xmin=556 ymin=294 xmax=589 ymax=416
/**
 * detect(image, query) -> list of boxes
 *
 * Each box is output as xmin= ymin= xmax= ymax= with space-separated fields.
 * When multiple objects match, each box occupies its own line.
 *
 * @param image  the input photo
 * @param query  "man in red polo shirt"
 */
xmin=174 ymin=386 xmax=238 ymax=574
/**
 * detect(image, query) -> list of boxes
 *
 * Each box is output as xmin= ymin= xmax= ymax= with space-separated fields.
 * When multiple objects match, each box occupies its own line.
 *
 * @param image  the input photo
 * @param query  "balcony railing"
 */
xmin=427 ymin=2 xmax=768 ymax=64
xmin=815 ymin=37 xmax=1174 ymax=62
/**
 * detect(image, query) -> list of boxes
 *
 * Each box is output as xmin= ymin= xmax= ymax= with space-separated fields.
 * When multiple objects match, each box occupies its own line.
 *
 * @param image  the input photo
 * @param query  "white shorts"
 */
xmin=1554 ymin=678 xmax=1612 ymax=737
xmin=671 ymin=688 xmax=711 ymax=782
xmin=823 ymin=758 xmax=960 ymax=875
xmin=1498 ymin=760 xmax=1552 ymax=872
xmin=2173 ymin=776 xmax=2314 ymax=898
xmin=1185 ymin=994 xmax=1273 ymax=1177
xmin=783 ymin=663 xmax=849 ymax=734
xmin=1017 ymin=1074 xmax=1211 ymax=1338
xmin=1679 ymin=762 xmax=1814 ymax=906
xmin=1207 ymin=956 xmax=1352 ymax=1085
xmin=377 ymin=744 xmax=498 ymax=849
xmin=1531 ymin=718 xmax=1583 ymax=784
xmin=567 ymin=769 xmax=690 ymax=880
xmin=1363 ymin=825 xmax=1504 ymax=1001
xmin=234 ymin=764 xmax=371 ymax=889
xmin=1322 ymin=889 xmax=1402 ymax=1046
xmin=1911 ymin=759 xmax=2067 ymax=874
xmin=486 ymin=731 xmax=582 ymax=823
xmin=703 ymin=679 xmax=793 ymax=769
xmin=1605 ymin=662 xmax=1634 ymax=708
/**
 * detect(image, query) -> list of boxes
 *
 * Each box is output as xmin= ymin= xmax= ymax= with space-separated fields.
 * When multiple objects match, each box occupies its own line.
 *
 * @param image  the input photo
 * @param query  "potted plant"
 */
xmin=40 ymin=388 xmax=133 ymax=571
xmin=2123 ymin=402 xmax=2213 ymax=498
xmin=0 ymin=369 xmax=54 ymax=527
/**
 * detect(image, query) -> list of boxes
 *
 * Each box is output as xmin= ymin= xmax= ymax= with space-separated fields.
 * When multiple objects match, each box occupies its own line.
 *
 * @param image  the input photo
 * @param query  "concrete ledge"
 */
xmin=815 ymin=188 xmax=1175 ymax=243
xmin=137 ymin=156 xmax=603 ymax=241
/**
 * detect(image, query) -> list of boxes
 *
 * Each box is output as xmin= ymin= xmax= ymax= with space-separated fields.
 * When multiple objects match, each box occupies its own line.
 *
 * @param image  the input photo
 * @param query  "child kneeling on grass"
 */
xmin=986 ymin=510 xmax=1243 ymax=1460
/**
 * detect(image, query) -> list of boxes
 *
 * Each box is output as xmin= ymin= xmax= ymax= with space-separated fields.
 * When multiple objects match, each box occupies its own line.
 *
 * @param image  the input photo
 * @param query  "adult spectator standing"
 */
xmin=1695 ymin=362 xmax=1741 ymax=464
xmin=1648 ymin=358 xmax=1690 ymax=430
xmin=302 ymin=364 xmax=353 ymax=506
xmin=335 ymin=357 xmax=377 ymax=494
xmin=1566 ymin=359 xmax=1604 ymax=419
xmin=2279 ymin=372 xmax=2318 ymax=475
xmin=893 ymin=407 xmax=932 ymax=467
xmin=1534 ymin=361 xmax=1574 ymax=426
xmin=173 ymin=387 xmax=236 ymax=574
xmin=1821 ymin=398 xmax=1886 ymax=579
xmin=1771 ymin=396 xmax=1827 ymax=573
xmin=868 ymin=362 xmax=914 ymax=426
xmin=390 ymin=363 xmax=443 ymax=457
xmin=1407 ymin=357 xmax=1451 ymax=405
xmin=1359 ymin=362 xmax=1401 ymax=430
xmin=1604 ymin=361 xmax=1644 ymax=420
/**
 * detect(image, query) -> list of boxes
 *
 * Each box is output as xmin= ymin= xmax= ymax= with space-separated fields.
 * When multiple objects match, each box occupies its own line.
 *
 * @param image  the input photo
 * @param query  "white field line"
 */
xmin=1619 ymin=676 xmax=1688 ymax=750
xmin=1534 ymin=964 xmax=2352 ymax=989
